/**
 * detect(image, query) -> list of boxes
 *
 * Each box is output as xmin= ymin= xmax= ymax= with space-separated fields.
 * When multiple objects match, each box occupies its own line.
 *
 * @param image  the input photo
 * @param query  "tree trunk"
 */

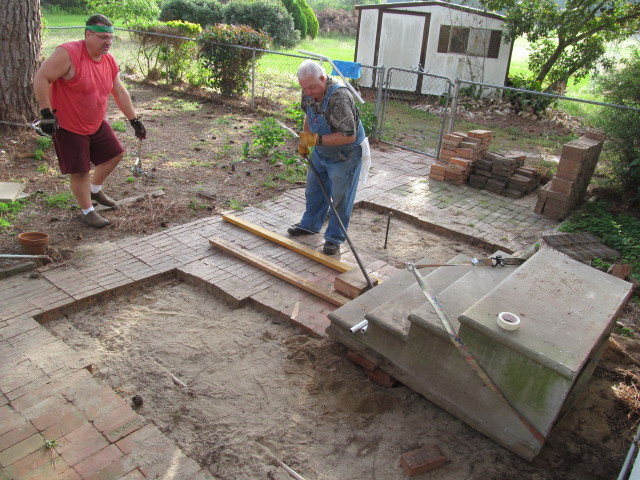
xmin=0 ymin=0 xmax=41 ymax=124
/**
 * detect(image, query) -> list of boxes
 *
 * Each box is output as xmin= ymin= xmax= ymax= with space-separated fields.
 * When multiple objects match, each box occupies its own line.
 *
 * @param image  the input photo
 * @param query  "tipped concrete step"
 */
xmin=328 ymin=248 xmax=634 ymax=461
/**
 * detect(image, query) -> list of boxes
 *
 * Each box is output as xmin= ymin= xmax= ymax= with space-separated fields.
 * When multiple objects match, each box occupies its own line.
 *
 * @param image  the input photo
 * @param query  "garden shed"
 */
xmin=354 ymin=0 xmax=513 ymax=93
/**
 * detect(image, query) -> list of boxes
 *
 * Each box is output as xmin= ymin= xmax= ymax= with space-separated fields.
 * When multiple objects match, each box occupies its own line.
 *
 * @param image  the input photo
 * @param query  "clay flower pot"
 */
xmin=18 ymin=232 xmax=49 ymax=255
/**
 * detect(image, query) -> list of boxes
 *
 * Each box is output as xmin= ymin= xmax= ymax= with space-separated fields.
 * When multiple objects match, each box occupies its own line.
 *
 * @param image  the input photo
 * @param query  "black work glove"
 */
xmin=39 ymin=108 xmax=59 ymax=136
xmin=129 ymin=117 xmax=146 ymax=140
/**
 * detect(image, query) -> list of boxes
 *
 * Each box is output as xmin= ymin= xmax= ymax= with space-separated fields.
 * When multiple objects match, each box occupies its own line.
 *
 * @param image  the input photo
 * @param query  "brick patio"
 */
xmin=0 ymin=147 xmax=559 ymax=479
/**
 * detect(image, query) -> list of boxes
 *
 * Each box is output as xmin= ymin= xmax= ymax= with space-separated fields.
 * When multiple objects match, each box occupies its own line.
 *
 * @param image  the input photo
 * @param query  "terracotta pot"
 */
xmin=18 ymin=232 xmax=49 ymax=255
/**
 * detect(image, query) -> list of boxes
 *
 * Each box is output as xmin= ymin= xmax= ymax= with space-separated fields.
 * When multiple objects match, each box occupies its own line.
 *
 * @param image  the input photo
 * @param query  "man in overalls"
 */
xmin=287 ymin=60 xmax=365 ymax=255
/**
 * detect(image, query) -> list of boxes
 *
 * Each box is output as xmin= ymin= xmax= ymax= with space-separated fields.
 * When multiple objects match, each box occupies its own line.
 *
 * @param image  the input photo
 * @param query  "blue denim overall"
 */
xmin=299 ymin=84 xmax=366 ymax=245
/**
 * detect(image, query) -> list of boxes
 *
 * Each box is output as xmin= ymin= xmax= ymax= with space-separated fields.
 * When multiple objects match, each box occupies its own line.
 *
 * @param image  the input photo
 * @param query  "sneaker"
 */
xmin=322 ymin=241 xmax=339 ymax=255
xmin=81 ymin=210 xmax=110 ymax=228
xmin=90 ymin=190 xmax=117 ymax=207
xmin=287 ymin=224 xmax=317 ymax=236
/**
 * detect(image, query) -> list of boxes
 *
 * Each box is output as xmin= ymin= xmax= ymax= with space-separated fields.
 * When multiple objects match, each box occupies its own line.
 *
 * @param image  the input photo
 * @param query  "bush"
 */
xmin=159 ymin=0 xmax=223 ymax=27
xmin=130 ymin=20 xmax=202 ymax=83
xmin=86 ymin=0 xmax=160 ymax=26
xmin=223 ymin=0 xmax=298 ymax=48
xmin=282 ymin=0 xmax=307 ymax=38
xmin=503 ymin=74 xmax=558 ymax=117
xmin=315 ymin=8 xmax=357 ymax=36
xmin=198 ymin=24 xmax=270 ymax=96
xmin=299 ymin=0 xmax=319 ymax=39
xmin=594 ymin=48 xmax=640 ymax=205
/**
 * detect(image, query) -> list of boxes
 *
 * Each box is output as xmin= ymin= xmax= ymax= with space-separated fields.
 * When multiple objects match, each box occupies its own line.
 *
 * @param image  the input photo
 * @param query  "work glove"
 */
xmin=129 ymin=117 xmax=146 ymax=140
xmin=39 ymin=108 xmax=59 ymax=136
xmin=298 ymin=131 xmax=318 ymax=156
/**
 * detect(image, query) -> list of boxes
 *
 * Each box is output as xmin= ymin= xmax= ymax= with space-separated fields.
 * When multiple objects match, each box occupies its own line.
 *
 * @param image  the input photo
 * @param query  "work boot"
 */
xmin=287 ymin=224 xmax=317 ymax=236
xmin=91 ymin=190 xmax=117 ymax=207
xmin=322 ymin=241 xmax=339 ymax=255
xmin=81 ymin=210 xmax=110 ymax=228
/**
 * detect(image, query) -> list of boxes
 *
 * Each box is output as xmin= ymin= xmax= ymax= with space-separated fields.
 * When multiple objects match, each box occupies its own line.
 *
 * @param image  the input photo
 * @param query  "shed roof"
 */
xmin=354 ymin=0 xmax=505 ymax=21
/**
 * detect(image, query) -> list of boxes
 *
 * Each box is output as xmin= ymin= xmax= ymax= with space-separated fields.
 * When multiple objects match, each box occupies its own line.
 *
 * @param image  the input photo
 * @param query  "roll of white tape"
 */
xmin=497 ymin=312 xmax=521 ymax=331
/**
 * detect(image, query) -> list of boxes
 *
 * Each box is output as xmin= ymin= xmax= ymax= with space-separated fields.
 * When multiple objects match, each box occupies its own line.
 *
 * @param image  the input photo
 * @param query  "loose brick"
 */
xmin=400 ymin=444 xmax=447 ymax=476
xmin=365 ymin=368 xmax=398 ymax=388
xmin=346 ymin=351 xmax=377 ymax=371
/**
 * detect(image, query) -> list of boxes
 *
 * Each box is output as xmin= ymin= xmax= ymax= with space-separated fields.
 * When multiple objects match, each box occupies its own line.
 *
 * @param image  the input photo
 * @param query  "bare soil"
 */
xmin=4 ymin=80 xmax=640 ymax=478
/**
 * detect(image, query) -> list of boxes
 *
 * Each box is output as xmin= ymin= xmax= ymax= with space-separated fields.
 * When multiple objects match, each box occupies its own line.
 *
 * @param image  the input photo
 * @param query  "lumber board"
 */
xmin=209 ymin=237 xmax=350 ymax=307
xmin=223 ymin=214 xmax=352 ymax=272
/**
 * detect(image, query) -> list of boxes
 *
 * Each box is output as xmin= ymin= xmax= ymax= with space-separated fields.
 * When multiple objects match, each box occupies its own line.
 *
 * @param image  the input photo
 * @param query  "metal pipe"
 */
xmin=383 ymin=211 xmax=392 ymax=249
xmin=617 ymin=423 xmax=640 ymax=480
xmin=0 ymin=254 xmax=51 ymax=259
xmin=298 ymin=50 xmax=365 ymax=104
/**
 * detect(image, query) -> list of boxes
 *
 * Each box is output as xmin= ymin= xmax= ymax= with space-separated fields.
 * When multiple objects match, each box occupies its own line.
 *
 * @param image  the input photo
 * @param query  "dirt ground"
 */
xmin=43 ymin=220 xmax=640 ymax=479
xmin=3 ymin=80 xmax=640 ymax=478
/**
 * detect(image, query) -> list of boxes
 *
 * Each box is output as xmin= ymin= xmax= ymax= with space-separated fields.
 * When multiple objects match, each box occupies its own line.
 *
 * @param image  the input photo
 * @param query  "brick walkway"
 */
xmin=0 ymin=147 xmax=559 ymax=479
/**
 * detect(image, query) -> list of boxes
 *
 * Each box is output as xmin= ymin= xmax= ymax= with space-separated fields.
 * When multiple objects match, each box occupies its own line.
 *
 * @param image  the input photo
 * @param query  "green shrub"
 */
xmin=594 ymin=48 xmax=640 ymax=205
xmin=252 ymin=117 xmax=288 ymax=157
xmin=223 ymin=0 xmax=298 ymax=48
xmin=299 ymin=0 xmax=318 ymax=39
xmin=504 ymin=75 xmax=558 ymax=117
xmin=159 ymin=0 xmax=223 ymax=27
xmin=130 ymin=20 xmax=202 ymax=83
xmin=358 ymin=102 xmax=377 ymax=137
xmin=282 ymin=0 xmax=307 ymax=38
xmin=197 ymin=24 xmax=270 ymax=95
xmin=86 ymin=0 xmax=159 ymax=26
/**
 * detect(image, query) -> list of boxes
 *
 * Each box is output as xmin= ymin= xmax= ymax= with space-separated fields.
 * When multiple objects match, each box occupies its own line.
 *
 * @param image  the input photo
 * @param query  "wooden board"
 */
xmin=223 ymin=214 xmax=353 ymax=273
xmin=209 ymin=237 xmax=350 ymax=307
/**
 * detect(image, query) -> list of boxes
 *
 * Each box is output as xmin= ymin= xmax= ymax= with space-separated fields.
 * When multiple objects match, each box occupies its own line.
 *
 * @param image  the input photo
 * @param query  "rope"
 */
xmin=0 ymin=119 xmax=47 ymax=136
xmin=406 ymin=262 xmax=546 ymax=445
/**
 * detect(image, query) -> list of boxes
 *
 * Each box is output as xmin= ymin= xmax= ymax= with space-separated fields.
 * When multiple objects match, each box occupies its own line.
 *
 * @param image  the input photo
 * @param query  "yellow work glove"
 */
xmin=300 ymin=131 xmax=318 ymax=148
xmin=298 ymin=143 xmax=310 ymax=156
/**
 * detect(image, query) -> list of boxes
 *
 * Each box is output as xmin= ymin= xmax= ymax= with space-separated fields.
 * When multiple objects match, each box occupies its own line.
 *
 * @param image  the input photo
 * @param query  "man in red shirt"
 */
xmin=34 ymin=14 xmax=145 ymax=228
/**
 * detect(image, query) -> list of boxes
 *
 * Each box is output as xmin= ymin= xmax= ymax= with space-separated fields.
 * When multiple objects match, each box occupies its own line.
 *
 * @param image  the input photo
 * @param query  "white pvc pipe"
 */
xmin=350 ymin=319 xmax=368 ymax=334
xmin=298 ymin=50 xmax=365 ymax=104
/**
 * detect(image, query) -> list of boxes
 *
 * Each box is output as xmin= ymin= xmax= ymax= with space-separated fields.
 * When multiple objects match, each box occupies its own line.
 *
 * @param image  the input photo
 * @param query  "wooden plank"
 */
xmin=223 ymin=214 xmax=352 ymax=272
xmin=209 ymin=237 xmax=350 ymax=307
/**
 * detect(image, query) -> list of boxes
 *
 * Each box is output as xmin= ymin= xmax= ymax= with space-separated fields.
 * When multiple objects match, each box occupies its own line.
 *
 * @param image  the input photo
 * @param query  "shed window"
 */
xmin=437 ymin=25 xmax=502 ymax=58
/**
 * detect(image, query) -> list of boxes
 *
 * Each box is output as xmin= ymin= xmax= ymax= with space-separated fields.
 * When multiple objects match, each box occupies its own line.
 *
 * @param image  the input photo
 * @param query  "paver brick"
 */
xmin=58 ymin=423 xmax=109 ymax=467
xmin=72 ymin=444 xmax=123 ymax=479
xmin=0 ymin=432 xmax=45 ymax=467
xmin=0 ymin=422 xmax=37 ymax=453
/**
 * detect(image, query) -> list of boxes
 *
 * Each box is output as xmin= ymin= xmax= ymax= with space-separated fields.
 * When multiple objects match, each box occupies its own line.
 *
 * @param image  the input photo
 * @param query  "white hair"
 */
xmin=297 ymin=59 xmax=325 ymax=79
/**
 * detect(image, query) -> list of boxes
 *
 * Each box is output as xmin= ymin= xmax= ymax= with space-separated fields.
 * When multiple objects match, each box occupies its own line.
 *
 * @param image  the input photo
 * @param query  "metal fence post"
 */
xmin=447 ymin=78 xmax=460 ymax=134
xmin=373 ymin=66 xmax=385 ymax=140
xmin=250 ymin=49 xmax=256 ymax=111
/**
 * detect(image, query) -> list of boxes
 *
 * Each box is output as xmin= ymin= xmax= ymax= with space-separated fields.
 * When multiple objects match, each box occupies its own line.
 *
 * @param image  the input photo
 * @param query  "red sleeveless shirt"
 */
xmin=51 ymin=40 xmax=119 ymax=135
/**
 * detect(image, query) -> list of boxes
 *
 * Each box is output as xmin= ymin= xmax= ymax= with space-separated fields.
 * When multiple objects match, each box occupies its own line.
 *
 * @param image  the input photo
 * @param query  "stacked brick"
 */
xmin=535 ymin=132 xmax=605 ymax=220
xmin=430 ymin=130 xmax=493 ymax=185
xmin=469 ymin=152 xmax=539 ymax=198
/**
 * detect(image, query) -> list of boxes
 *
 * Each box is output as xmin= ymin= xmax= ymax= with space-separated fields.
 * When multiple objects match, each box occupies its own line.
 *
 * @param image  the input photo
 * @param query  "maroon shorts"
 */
xmin=53 ymin=120 xmax=125 ymax=174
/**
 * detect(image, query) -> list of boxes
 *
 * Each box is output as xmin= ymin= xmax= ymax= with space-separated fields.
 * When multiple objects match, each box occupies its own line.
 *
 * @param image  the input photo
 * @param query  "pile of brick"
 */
xmin=535 ymin=133 xmax=605 ymax=220
xmin=469 ymin=152 xmax=539 ymax=198
xmin=430 ymin=130 xmax=493 ymax=185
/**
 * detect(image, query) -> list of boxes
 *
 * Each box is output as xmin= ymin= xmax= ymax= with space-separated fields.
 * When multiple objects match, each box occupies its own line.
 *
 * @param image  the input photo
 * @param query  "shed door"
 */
xmin=375 ymin=11 xmax=430 ymax=91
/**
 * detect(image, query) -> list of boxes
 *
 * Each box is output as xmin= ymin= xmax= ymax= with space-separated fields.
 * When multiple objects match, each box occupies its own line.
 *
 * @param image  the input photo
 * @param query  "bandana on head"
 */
xmin=85 ymin=25 xmax=114 ymax=33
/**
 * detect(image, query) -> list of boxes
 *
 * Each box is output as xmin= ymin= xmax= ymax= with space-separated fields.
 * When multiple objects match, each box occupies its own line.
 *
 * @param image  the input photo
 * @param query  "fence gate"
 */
xmin=378 ymin=68 xmax=453 ymax=158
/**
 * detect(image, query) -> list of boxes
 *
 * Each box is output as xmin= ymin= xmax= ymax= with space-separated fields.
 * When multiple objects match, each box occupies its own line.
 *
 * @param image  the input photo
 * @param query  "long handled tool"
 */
xmin=277 ymin=121 xmax=374 ymax=290
xmin=128 ymin=139 xmax=146 ymax=177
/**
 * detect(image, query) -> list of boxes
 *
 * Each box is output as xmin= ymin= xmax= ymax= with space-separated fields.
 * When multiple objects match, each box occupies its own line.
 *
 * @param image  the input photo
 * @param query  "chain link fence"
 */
xmin=42 ymin=27 xmax=638 ymax=171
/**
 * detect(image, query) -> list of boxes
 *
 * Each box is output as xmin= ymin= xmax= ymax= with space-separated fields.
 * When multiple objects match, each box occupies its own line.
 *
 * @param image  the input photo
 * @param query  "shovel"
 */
xmin=129 ymin=139 xmax=146 ymax=177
